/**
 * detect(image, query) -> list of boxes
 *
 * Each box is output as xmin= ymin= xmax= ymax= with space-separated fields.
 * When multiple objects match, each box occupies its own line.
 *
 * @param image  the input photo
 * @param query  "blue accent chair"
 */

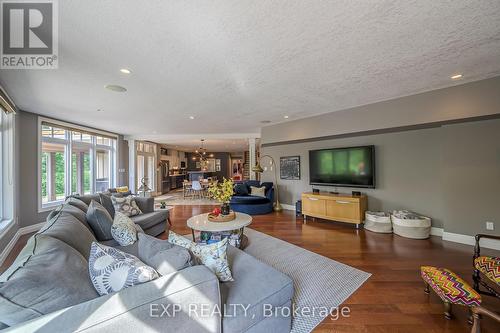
xmin=230 ymin=180 xmax=274 ymax=215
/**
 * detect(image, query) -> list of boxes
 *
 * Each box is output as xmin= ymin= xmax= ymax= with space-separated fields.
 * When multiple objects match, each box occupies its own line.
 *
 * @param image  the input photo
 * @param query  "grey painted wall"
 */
xmin=17 ymin=111 xmax=129 ymax=228
xmin=262 ymin=126 xmax=445 ymax=228
xmin=440 ymin=120 xmax=500 ymax=236
xmin=262 ymin=76 xmax=500 ymax=145
xmin=261 ymin=119 xmax=500 ymax=236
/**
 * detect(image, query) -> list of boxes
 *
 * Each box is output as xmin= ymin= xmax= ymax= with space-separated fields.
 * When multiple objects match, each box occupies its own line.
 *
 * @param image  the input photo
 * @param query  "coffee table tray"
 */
xmin=208 ymin=211 xmax=236 ymax=222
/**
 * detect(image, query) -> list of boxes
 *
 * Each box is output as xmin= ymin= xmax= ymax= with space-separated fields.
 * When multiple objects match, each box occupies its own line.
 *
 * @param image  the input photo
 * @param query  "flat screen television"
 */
xmin=309 ymin=145 xmax=375 ymax=188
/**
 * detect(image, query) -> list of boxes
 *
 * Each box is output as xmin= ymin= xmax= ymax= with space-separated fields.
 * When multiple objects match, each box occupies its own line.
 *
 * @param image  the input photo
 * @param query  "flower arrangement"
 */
xmin=208 ymin=178 xmax=234 ymax=203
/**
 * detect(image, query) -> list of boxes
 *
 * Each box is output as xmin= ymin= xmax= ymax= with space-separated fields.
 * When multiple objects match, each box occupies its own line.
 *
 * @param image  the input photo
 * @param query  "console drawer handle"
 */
xmin=308 ymin=197 xmax=319 ymax=201
xmin=336 ymin=200 xmax=351 ymax=204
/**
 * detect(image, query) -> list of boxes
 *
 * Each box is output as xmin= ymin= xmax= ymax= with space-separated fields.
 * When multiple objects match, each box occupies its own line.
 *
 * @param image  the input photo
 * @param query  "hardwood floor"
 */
xmin=2 ymin=205 xmax=499 ymax=332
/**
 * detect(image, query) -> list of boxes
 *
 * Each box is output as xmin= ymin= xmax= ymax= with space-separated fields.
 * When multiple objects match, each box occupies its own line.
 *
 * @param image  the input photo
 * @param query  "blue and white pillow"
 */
xmin=168 ymin=231 xmax=234 ymax=282
xmin=111 ymin=212 xmax=137 ymax=246
xmin=89 ymin=242 xmax=158 ymax=296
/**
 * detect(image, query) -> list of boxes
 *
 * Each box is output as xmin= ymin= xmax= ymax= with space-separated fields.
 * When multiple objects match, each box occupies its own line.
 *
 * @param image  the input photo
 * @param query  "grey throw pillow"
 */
xmin=86 ymin=200 xmax=114 ymax=241
xmin=0 ymin=235 xmax=98 ymax=327
xmin=89 ymin=242 xmax=159 ymax=296
xmin=99 ymin=193 xmax=115 ymax=218
xmin=66 ymin=197 xmax=89 ymax=212
xmin=138 ymin=233 xmax=193 ymax=276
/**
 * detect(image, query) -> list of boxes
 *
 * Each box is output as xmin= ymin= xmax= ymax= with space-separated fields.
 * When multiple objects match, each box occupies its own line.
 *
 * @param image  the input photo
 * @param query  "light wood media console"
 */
xmin=301 ymin=192 xmax=368 ymax=228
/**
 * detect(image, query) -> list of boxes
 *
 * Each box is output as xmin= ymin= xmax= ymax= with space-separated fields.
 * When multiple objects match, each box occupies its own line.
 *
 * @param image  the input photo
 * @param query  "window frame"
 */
xmin=135 ymin=141 xmax=156 ymax=192
xmin=38 ymin=117 xmax=119 ymax=212
xmin=0 ymin=110 xmax=15 ymax=232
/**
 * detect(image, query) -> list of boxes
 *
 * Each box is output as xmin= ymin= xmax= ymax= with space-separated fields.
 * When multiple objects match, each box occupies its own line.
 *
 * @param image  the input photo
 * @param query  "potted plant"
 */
xmin=208 ymin=178 xmax=234 ymax=215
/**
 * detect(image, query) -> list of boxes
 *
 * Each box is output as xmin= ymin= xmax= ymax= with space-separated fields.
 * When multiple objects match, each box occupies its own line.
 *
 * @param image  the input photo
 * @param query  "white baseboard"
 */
xmin=443 ymin=231 xmax=500 ymax=251
xmin=281 ymin=204 xmax=295 ymax=211
xmin=0 ymin=222 xmax=44 ymax=266
xmin=430 ymin=227 xmax=443 ymax=237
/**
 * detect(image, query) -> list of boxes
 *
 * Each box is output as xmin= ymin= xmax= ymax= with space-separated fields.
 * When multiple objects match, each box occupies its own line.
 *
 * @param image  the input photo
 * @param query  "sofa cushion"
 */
xmin=0 ymin=235 xmax=99 ymax=327
xmin=72 ymin=194 xmax=100 ymax=206
xmin=86 ymin=200 xmax=114 ymax=241
xmin=219 ymin=246 xmax=294 ymax=332
xmin=137 ymin=233 xmax=193 ymax=275
xmin=99 ymin=193 xmax=116 ymax=218
xmin=131 ymin=210 xmax=167 ymax=230
xmin=66 ymin=197 xmax=89 ymax=212
xmin=245 ymin=180 xmax=260 ymax=188
xmin=39 ymin=209 xmax=96 ymax=259
xmin=261 ymin=182 xmax=273 ymax=194
xmin=88 ymin=242 xmax=159 ymax=296
xmin=231 ymin=195 xmax=270 ymax=205
xmin=111 ymin=212 xmax=138 ymax=246
xmin=234 ymin=183 xmax=249 ymax=196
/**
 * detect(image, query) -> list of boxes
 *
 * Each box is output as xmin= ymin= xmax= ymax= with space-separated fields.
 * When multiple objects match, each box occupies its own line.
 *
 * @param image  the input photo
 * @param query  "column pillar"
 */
xmin=248 ymin=138 xmax=257 ymax=180
xmin=127 ymin=139 xmax=136 ymax=192
xmin=77 ymin=152 xmax=83 ymax=194
xmin=47 ymin=152 xmax=56 ymax=201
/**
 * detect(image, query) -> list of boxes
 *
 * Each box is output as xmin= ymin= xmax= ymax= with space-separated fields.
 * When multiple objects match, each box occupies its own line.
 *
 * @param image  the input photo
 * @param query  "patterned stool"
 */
xmin=474 ymin=256 xmax=500 ymax=297
xmin=421 ymin=266 xmax=481 ymax=320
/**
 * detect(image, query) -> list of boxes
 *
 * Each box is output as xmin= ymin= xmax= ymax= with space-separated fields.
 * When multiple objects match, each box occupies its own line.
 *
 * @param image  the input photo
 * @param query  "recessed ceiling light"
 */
xmin=189 ymin=116 xmax=195 ymax=120
xmin=284 ymin=115 xmax=289 ymax=119
xmin=105 ymin=84 xmax=127 ymax=92
xmin=451 ymin=74 xmax=463 ymax=80
xmin=120 ymin=68 xmax=131 ymax=74
xmin=260 ymin=120 xmax=271 ymax=124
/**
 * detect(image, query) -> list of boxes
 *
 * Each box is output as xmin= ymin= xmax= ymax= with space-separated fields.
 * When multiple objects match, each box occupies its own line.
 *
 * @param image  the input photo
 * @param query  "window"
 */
xmin=39 ymin=118 xmax=118 ymax=210
xmin=136 ymin=141 xmax=156 ymax=192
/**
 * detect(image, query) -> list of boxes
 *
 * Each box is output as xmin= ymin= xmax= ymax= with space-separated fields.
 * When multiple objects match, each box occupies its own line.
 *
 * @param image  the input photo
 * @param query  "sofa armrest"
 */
xmin=6 ymin=266 xmax=221 ymax=333
xmin=134 ymin=197 xmax=154 ymax=213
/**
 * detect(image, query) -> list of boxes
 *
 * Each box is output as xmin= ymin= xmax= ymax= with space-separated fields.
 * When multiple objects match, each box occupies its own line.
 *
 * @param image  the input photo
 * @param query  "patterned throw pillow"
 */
xmin=111 ymin=195 xmax=142 ymax=217
xmin=88 ymin=242 xmax=158 ymax=296
xmin=250 ymin=186 xmax=266 ymax=197
xmin=111 ymin=212 xmax=137 ymax=246
xmin=168 ymin=231 xmax=234 ymax=282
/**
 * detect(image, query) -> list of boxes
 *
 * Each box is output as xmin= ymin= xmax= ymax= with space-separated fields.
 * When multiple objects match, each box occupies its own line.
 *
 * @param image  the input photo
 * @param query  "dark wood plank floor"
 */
xmin=2 ymin=205 xmax=499 ymax=332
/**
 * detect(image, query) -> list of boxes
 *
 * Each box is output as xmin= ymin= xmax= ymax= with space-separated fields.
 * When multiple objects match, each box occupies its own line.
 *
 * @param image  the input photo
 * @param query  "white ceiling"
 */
xmin=2 ymin=0 xmax=500 ymax=149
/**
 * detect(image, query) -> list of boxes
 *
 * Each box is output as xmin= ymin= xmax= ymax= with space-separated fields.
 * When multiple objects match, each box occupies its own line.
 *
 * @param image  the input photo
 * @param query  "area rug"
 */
xmin=243 ymin=228 xmax=371 ymax=333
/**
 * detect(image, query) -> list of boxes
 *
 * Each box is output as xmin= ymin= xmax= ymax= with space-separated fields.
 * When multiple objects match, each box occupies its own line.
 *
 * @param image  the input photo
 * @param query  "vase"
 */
xmin=221 ymin=203 xmax=230 ymax=215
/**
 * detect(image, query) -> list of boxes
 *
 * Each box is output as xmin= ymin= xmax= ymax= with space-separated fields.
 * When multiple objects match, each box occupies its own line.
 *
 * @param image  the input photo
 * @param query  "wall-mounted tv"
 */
xmin=309 ymin=145 xmax=375 ymax=188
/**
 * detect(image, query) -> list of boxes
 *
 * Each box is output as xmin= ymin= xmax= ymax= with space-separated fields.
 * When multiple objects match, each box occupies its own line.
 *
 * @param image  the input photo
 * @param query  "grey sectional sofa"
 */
xmin=0 ymin=202 xmax=294 ymax=332
xmin=73 ymin=193 xmax=168 ymax=236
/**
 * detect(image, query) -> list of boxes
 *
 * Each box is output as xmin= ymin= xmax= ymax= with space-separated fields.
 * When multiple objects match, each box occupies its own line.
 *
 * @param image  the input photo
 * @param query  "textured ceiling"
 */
xmin=1 ymin=0 xmax=500 ymax=147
